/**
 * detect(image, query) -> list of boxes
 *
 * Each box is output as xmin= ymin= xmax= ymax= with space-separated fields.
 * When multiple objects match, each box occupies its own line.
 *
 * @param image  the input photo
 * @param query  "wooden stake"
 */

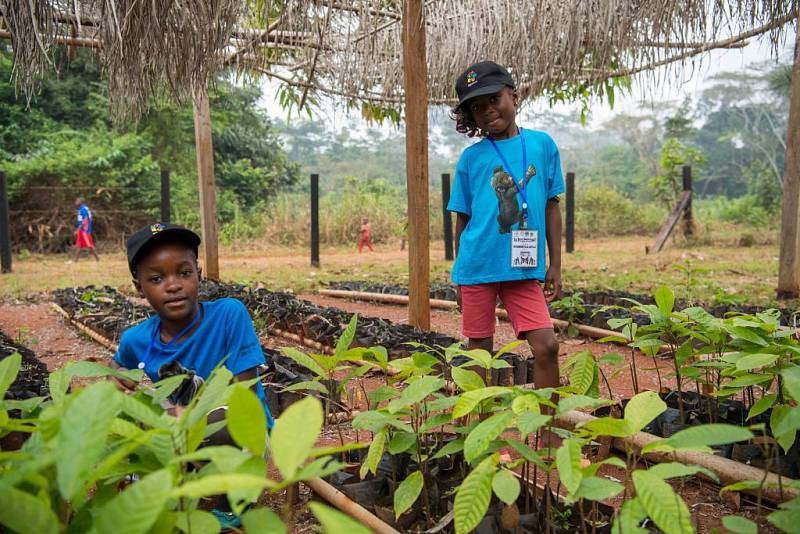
xmin=779 ymin=32 xmax=800 ymax=299
xmin=682 ymin=165 xmax=693 ymax=236
xmin=402 ymin=0 xmax=430 ymax=329
xmin=310 ymin=174 xmax=320 ymax=268
xmin=0 ymin=172 xmax=11 ymax=273
xmin=442 ymin=173 xmax=454 ymax=261
xmin=565 ymin=172 xmax=575 ymax=253
xmin=192 ymin=84 xmax=220 ymax=280
xmin=160 ymin=168 xmax=171 ymax=223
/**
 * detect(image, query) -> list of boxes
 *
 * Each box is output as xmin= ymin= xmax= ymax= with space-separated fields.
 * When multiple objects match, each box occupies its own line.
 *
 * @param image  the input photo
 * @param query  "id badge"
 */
xmin=511 ymin=230 xmax=538 ymax=268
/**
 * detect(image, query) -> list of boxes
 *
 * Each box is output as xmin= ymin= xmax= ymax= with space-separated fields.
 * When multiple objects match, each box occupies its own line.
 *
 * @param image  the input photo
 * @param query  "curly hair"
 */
xmin=450 ymin=104 xmax=485 ymax=138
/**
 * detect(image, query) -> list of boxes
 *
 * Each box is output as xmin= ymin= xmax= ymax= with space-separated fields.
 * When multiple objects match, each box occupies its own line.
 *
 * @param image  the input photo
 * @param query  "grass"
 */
xmin=0 ymin=228 xmax=793 ymax=309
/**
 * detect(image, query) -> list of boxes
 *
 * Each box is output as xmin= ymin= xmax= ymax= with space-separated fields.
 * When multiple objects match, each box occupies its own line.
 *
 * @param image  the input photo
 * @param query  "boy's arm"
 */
xmin=544 ymin=198 xmax=562 ymax=302
xmin=109 ymin=359 xmax=138 ymax=391
xmin=454 ymin=213 xmax=469 ymax=308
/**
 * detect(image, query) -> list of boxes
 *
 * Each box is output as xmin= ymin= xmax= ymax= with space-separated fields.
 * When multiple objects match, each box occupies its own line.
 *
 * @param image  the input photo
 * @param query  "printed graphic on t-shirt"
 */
xmin=491 ymin=164 xmax=536 ymax=233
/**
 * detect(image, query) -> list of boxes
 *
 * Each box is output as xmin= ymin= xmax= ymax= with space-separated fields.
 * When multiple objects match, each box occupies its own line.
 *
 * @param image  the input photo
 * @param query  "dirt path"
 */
xmin=0 ymin=301 xmax=113 ymax=370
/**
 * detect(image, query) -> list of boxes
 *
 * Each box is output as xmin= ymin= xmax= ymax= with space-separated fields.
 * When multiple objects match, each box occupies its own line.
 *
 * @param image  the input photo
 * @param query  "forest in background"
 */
xmin=0 ymin=41 xmax=790 ymax=252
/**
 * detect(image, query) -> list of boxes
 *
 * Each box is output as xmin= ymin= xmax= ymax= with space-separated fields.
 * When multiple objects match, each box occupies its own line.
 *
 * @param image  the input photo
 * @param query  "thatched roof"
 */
xmin=1 ymin=0 xmax=798 ymax=116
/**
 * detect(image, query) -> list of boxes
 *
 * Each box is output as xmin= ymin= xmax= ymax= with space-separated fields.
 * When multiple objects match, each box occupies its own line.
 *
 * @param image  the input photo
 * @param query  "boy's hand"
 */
xmin=111 ymin=375 xmax=138 ymax=393
xmin=456 ymin=286 xmax=463 ymax=311
xmin=544 ymin=267 xmax=562 ymax=302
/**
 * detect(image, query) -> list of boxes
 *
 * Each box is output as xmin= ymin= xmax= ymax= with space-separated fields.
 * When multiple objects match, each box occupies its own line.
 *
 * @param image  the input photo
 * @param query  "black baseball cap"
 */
xmin=126 ymin=223 xmax=201 ymax=274
xmin=455 ymin=61 xmax=515 ymax=107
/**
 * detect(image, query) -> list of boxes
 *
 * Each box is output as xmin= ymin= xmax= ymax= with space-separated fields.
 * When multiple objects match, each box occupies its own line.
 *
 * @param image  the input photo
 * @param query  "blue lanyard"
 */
xmin=137 ymin=306 xmax=202 ymax=370
xmin=488 ymin=128 xmax=528 ymax=216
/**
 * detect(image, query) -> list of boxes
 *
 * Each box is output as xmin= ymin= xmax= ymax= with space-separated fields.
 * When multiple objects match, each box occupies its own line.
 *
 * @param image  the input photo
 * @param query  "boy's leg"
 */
xmin=522 ymin=328 xmax=559 ymax=390
xmin=460 ymin=283 xmax=500 ymax=384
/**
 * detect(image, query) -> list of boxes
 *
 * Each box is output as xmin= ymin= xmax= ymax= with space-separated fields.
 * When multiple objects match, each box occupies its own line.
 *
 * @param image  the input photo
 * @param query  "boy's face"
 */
xmin=133 ymin=242 xmax=201 ymax=325
xmin=466 ymin=87 xmax=518 ymax=139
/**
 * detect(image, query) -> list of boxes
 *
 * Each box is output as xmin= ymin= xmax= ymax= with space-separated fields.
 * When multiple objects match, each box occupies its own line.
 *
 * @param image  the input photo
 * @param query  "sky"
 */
xmin=259 ymin=28 xmax=796 ymax=142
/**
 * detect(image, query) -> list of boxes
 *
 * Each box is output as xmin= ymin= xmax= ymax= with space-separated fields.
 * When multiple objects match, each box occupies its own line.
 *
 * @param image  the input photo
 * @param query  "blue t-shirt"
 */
xmin=77 ymin=204 xmax=92 ymax=234
xmin=447 ymin=128 xmax=565 ymax=285
xmin=114 ymin=297 xmax=274 ymax=428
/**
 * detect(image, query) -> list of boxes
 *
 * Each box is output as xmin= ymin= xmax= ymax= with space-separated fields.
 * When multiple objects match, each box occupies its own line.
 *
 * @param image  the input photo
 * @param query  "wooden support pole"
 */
xmin=779 ymin=31 xmax=800 ymax=299
xmin=402 ymin=0 xmax=430 ymax=330
xmin=565 ymin=172 xmax=575 ymax=253
xmin=442 ymin=173 xmax=454 ymax=261
xmin=682 ymin=165 xmax=693 ymax=236
xmin=310 ymin=174 xmax=320 ymax=268
xmin=160 ymin=168 xmax=171 ymax=223
xmin=192 ymin=84 xmax=220 ymax=281
xmin=0 ymin=172 xmax=11 ymax=273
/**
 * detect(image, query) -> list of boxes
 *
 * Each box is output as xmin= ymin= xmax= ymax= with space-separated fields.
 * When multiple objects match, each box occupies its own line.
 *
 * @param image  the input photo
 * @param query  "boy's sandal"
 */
xmin=211 ymin=509 xmax=243 ymax=530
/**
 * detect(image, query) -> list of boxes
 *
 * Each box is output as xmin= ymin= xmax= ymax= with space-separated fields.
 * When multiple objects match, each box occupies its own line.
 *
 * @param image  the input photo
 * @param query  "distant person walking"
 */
xmin=358 ymin=217 xmax=374 ymax=253
xmin=71 ymin=196 xmax=99 ymax=262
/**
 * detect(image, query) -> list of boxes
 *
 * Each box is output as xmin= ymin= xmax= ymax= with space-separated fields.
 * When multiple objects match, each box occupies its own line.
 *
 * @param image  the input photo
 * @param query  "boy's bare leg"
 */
xmin=91 ymin=247 xmax=100 ymax=262
xmin=523 ymin=328 xmax=560 ymax=454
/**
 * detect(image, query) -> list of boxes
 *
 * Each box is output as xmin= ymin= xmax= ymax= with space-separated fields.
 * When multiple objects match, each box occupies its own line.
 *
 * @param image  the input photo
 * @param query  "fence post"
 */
xmin=160 ymin=168 xmax=171 ymax=223
xmin=682 ymin=165 xmax=693 ymax=236
xmin=0 ymin=172 xmax=11 ymax=273
xmin=310 ymin=174 xmax=320 ymax=268
xmin=442 ymin=173 xmax=453 ymax=261
xmin=565 ymin=172 xmax=575 ymax=253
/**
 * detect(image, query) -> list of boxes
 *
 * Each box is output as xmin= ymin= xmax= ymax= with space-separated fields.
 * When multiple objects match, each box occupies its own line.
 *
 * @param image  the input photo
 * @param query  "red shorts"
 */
xmin=460 ymin=280 xmax=553 ymax=339
xmin=75 ymin=230 xmax=94 ymax=249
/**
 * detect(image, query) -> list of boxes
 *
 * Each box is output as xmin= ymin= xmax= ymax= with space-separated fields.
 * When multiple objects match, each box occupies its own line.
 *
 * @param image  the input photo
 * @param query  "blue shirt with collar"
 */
xmin=114 ymin=297 xmax=274 ymax=428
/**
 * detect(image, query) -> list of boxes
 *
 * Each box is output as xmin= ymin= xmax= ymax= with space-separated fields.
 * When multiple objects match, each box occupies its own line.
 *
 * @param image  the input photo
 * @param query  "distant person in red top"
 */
xmin=358 ymin=217 xmax=374 ymax=253
xmin=71 ymin=196 xmax=99 ymax=263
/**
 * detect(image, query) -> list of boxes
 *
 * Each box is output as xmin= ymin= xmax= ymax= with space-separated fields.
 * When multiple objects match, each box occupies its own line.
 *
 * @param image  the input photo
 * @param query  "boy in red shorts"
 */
xmin=72 ymin=196 xmax=99 ymax=262
xmin=447 ymin=61 xmax=563 ymax=393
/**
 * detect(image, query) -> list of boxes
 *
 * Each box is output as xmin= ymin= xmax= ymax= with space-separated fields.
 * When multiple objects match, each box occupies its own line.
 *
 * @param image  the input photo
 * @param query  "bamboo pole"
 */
xmin=556 ymin=410 xmax=798 ymax=504
xmin=317 ymin=288 xmax=622 ymax=341
xmin=50 ymin=303 xmax=119 ymax=351
xmin=304 ymin=477 xmax=401 ymax=534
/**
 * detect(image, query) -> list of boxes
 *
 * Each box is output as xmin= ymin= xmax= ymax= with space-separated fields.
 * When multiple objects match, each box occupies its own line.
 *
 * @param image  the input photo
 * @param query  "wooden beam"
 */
xmin=682 ymin=165 xmax=693 ymax=237
xmin=565 ymin=172 xmax=575 ymax=253
xmin=192 ymin=84 xmax=220 ymax=280
xmin=310 ymin=173 xmax=320 ymax=268
xmin=649 ymin=190 xmax=692 ymax=254
xmin=160 ymin=168 xmax=171 ymax=223
xmin=0 ymin=172 xmax=11 ymax=273
xmin=779 ymin=31 xmax=800 ymax=299
xmin=402 ymin=0 xmax=430 ymax=329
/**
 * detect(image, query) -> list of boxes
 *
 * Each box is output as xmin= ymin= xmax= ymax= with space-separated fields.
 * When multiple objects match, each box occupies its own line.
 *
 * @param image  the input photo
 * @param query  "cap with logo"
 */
xmin=126 ymin=223 xmax=201 ymax=274
xmin=455 ymin=61 xmax=515 ymax=107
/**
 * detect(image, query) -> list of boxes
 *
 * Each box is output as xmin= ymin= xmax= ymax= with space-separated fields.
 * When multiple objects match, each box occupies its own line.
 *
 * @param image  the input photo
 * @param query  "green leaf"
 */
xmin=632 ymin=470 xmax=693 ymax=534
xmin=569 ymin=351 xmax=596 ymax=395
xmin=646 ymin=462 xmax=719 ymax=483
xmin=727 ymin=326 xmax=768 ymax=347
xmin=726 ymin=374 xmax=772 ymax=388
xmin=492 ymin=469 xmax=520 ymax=505
xmin=0 ymin=485 xmax=59 ymax=534
xmin=556 ymin=438 xmax=583 ymax=495
xmin=735 ymin=353 xmax=779 ymax=371
xmin=241 ymin=508 xmax=287 ymax=534
xmin=394 ymin=470 xmax=424 ymax=518
xmin=280 ymin=380 xmax=329 ymax=394
xmin=747 ymin=394 xmax=777 ymax=420
xmin=782 ymin=366 xmax=800 ymax=402
xmin=360 ymin=428 xmax=387 ymax=479
xmin=598 ymin=353 xmax=625 ymax=366
xmin=722 ymin=515 xmax=757 ymax=534
xmin=0 ymin=352 xmax=21 ymax=399
xmin=452 ymin=386 xmax=513 ymax=418
xmin=367 ymin=385 xmax=399 ymax=404
xmin=388 ymin=431 xmax=417 ymax=454
xmin=91 ymin=470 xmax=173 ymax=534
xmin=170 ymin=474 xmax=272 ymax=498
xmin=624 ymin=391 xmax=667 ymax=434
xmin=271 ymin=396 xmax=323 ymax=479
xmin=388 ymin=376 xmax=445 ymax=413
xmin=771 ymin=404 xmax=800 ymax=451
xmin=186 ymin=367 xmax=233 ymax=429
xmin=226 ymin=385 xmax=266 ymax=456
xmin=335 ymin=314 xmax=358 ymax=360
xmin=174 ymin=510 xmax=220 ymax=534
xmin=451 ymin=365 xmax=486 ymax=392
xmin=464 ymin=411 xmax=514 ymax=463
xmin=432 ymin=437 xmax=465 ymax=460
xmin=309 ymin=502 xmax=373 ymax=534
xmin=57 ymin=381 xmax=122 ymax=500
xmin=612 ymin=498 xmax=648 ymax=534
xmin=720 ymin=480 xmax=764 ymax=495
xmin=573 ymin=476 xmax=623 ymax=502
xmin=280 ymin=347 xmax=326 ymax=378
xmin=581 ymin=417 xmax=632 ymax=438
xmin=768 ymin=509 xmax=800 ymax=532
xmin=643 ymin=424 xmax=753 ymax=454
xmin=557 ymin=395 xmax=609 ymax=414
xmin=454 ymin=455 xmax=498 ymax=534
xmin=655 ymin=285 xmax=675 ymax=316
xmin=517 ymin=412 xmax=551 ymax=437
